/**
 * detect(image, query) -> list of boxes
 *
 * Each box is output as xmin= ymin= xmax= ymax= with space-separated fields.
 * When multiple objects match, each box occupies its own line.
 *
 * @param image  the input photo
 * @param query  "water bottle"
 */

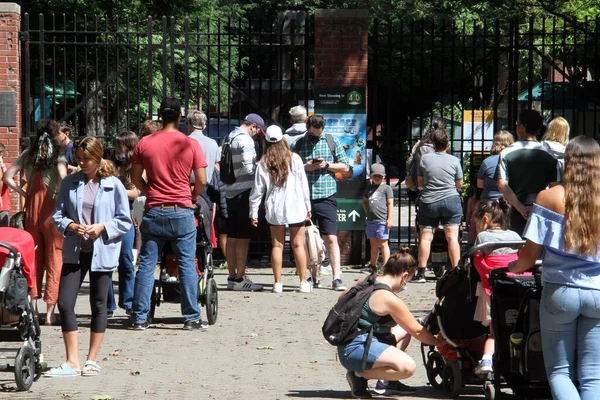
xmin=510 ymin=333 xmax=523 ymax=373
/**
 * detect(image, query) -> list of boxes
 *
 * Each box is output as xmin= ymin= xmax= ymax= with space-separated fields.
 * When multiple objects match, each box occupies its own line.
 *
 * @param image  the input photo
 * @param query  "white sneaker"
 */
xmin=319 ymin=264 xmax=333 ymax=276
xmin=299 ymin=281 xmax=312 ymax=293
xmin=272 ymin=282 xmax=283 ymax=293
xmin=233 ymin=275 xmax=264 ymax=291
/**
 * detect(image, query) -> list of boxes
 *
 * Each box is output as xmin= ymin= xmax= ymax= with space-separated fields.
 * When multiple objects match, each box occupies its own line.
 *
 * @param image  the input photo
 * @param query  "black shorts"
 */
xmin=226 ymin=190 xmax=256 ymax=239
xmin=311 ymin=195 xmax=338 ymax=236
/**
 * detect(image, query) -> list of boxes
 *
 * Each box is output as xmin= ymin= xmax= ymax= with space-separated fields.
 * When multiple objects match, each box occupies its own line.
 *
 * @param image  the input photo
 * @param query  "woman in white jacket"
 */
xmin=250 ymin=125 xmax=312 ymax=293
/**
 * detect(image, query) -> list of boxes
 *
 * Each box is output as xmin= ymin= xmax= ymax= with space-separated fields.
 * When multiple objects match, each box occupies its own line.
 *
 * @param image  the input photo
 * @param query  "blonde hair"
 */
xmin=563 ymin=136 xmax=600 ymax=255
xmin=490 ymin=130 xmax=515 ymax=155
xmin=543 ymin=117 xmax=570 ymax=146
xmin=140 ymin=120 xmax=161 ymax=137
xmin=77 ymin=137 xmax=115 ymax=179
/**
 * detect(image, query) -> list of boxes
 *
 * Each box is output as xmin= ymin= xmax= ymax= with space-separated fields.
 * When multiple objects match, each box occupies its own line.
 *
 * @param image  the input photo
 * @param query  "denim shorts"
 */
xmin=365 ymin=221 xmax=389 ymax=240
xmin=418 ymin=195 xmax=462 ymax=228
xmin=337 ymin=333 xmax=390 ymax=371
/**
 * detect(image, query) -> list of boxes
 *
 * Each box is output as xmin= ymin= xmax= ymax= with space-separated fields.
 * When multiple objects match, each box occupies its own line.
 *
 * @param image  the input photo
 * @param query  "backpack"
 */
xmin=324 ymin=134 xmax=354 ymax=180
xmin=220 ymin=132 xmax=244 ymax=185
xmin=3 ymin=267 xmax=28 ymax=316
xmin=322 ymin=273 xmax=392 ymax=368
xmin=305 ymin=220 xmax=325 ymax=268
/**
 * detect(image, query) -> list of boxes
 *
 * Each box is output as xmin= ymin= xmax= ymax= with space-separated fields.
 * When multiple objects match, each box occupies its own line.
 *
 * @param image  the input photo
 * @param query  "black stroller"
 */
xmin=0 ymin=229 xmax=46 ymax=390
xmin=421 ymin=241 xmax=531 ymax=398
xmin=149 ymin=198 xmax=218 ymax=325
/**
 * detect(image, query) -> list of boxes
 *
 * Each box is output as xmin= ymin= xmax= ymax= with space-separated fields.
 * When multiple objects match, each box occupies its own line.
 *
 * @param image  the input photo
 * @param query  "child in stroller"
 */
xmin=0 ymin=227 xmax=45 ymax=390
xmin=149 ymin=195 xmax=218 ymax=325
xmin=471 ymin=199 xmax=521 ymax=375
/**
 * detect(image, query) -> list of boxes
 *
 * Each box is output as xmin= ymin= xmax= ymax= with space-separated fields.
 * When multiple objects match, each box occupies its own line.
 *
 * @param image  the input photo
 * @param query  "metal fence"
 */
xmin=19 ymin=12 xmax=600 ymax=261
xmin=367 ymin=16 xmax=600 ymax=247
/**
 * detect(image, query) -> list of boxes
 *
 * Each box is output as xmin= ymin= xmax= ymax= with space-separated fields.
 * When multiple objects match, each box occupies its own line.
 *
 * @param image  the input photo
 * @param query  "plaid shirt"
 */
xmin=292 ymin=134 xmax=350 ymax=200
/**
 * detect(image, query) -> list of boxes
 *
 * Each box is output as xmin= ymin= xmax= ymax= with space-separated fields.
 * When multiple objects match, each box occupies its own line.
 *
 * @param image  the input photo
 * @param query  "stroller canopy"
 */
xmin=0 ymin=228 xmax=36 ymax=288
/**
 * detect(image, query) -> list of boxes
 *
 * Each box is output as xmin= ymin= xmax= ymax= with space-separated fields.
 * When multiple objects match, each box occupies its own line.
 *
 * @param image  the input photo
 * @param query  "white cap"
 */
xmin=265 ymin=125 xmax=283 ymax=143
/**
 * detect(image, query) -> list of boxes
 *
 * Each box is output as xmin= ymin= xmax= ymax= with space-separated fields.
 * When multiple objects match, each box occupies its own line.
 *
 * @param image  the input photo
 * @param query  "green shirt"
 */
xmin=292 ymin=134 xmax=350 ymax=200
xmin=15 ymin=149 xmax=67 ymax=199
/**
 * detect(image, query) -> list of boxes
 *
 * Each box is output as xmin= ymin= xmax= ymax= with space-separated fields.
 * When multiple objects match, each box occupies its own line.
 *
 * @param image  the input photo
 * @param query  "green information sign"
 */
xmin=336 ymin=199 xmax=365 ymax=231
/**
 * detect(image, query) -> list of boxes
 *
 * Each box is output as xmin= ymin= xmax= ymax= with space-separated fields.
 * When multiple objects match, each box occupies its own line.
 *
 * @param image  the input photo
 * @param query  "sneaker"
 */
xmin=132 ymin=321 xmax=149 ymax=330
xmin=410 ymin=269 xmax=426 ymax=283
xmin=299 ymin=281 xmax=312 ymax=293
xmin=272 ymin=282 xmax=283 ymax=293
xmin=227 ymin=276 xmax=235 ymax=290
xmin=233 ymin=275 xmax=264 ymax=291
xmin=307 ymin=276 xmax=321 ymax=289
xmin=107 ymin=311 xmax=114 ymax=318
xmin=361 ymin=265 xmax=378 ymax=274
xmin=319 ymin=264 xmax=333 ymax=276
xmin=374 ymin=380 xmax=417 ymax=395
xmin=332 ymin=278 xmax=347 ymax=291
xmin=346 ymin=371 xmax=372 ymax=399
xmin=475 ymin=359 xmax=493 ymax=375
xmin=183 ymin=319 xmax=208 ymax=331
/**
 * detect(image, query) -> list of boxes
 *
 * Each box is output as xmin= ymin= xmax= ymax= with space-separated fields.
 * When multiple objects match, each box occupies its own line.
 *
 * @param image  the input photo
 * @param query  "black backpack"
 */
xmin=220 ymin=132 xmax=244 ymax=185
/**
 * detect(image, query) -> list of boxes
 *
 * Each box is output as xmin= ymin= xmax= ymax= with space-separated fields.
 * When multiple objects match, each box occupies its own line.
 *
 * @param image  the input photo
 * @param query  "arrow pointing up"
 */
xmin=348 ymin=210 xmax=360 ymax=222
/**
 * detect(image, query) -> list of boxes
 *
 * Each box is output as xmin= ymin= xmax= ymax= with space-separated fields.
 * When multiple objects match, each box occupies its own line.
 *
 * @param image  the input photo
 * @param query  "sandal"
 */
xmin=43 ymin=363 xmax=80 ymax=377
xmin=82 ymin=360 xmax=101 ymax=376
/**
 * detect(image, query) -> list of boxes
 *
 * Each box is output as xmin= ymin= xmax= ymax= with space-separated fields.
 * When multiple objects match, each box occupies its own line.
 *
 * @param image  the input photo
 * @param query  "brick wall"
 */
xmin=0 ymin=3 xmax=21 ymax=214
xmin=314 ymin=9 xmax=368 ymax=265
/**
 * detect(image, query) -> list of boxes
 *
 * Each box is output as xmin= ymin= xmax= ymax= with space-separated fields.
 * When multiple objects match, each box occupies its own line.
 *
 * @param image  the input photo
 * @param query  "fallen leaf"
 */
xmin=109 ymin=349 xmax=122 ymax=356
xmin=130 ymin=370 xmax=140 ymax=376
xmin=256 ymin=346 xmax=274 ymax=350
xmin=91 ymin=395 xmax=114 ymax=400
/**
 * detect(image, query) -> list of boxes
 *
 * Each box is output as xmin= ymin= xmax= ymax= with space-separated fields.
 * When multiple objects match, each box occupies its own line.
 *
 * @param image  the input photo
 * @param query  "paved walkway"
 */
xmin=3 ymin=268 xmax=491 ymax=400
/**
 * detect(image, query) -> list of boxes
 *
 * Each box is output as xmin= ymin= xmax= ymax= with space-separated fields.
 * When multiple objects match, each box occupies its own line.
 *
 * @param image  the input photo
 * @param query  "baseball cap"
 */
xmin=265 ymin=125 xmax=283 ymax=143
xmin=244 ymin=113 xmax=265 ymax=132
xmin=159 ymin=97 xmax=181 ymax=119
xmin=371 ymin=163 xmax=386 ymax=176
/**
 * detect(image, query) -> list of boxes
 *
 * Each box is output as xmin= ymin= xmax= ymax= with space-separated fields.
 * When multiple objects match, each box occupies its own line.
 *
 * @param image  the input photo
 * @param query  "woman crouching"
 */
xmin=338 ymin=248 xmax=445 ymax=398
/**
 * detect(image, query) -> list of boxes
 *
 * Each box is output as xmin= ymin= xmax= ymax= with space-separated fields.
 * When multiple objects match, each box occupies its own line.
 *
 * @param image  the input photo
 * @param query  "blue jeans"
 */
xmin=117 ymin=224 xmax=135 ymax=311
xmin=132 ymin=206 xmax=199 ymax=324
xmin=540 ymin=282 xmax=600 ymax=400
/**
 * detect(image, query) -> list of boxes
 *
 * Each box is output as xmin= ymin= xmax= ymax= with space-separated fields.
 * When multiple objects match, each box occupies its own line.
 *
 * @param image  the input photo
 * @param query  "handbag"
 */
xmin=3 ymin=267 xmax=28 ymax=316
xmin=305 ymin=220 xmax=325 ymax=268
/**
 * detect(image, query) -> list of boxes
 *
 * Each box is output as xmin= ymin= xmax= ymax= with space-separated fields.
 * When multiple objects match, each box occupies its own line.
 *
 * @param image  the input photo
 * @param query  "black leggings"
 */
xmin=57 ymin=252 xmax=112 ymax=333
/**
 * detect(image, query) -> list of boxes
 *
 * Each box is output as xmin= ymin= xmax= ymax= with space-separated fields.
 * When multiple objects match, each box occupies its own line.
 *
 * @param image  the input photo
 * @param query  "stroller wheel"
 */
xmin=15 ymin=346 xmax=35 ymax=391
xmin=425 ymin=350 xmax=445 ymax=390
xmin=484 ymin=382 xmax=496 ymax=400
xmin=198 ymin=273 xmax=207 ymax=305
xmin=205 ymin=278 xmax=218 ymax=325
xmin=442 ymin=360 xmax=462 ymax=398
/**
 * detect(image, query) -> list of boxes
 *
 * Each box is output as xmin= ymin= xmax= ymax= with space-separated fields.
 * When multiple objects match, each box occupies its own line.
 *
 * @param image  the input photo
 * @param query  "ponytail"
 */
xmin=97 ymin=158 xmax=115 ymax=179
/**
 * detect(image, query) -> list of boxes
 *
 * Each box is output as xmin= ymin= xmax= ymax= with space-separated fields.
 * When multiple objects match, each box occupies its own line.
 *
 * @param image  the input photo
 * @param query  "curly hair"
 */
xmin=563 ymin=135 xmax=600 ymax=255
xmin=114 ymin=131 xmax=139 ymax=190
xmin=381 ymin=246 xmax=418 ymax=277
xmin=260 ymin=140 xmax=292 ymax=187
xmin=27 ymin=119 xmax=61 ymax=169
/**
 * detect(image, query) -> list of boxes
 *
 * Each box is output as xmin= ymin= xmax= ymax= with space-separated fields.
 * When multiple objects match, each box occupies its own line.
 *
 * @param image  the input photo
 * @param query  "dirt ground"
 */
xmin=3 ymin=268 xmax=494 ymax=400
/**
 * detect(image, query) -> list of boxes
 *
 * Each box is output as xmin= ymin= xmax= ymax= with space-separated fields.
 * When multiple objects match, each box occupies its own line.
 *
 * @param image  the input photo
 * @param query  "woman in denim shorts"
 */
xmin=338 ymin=250 xmax=445 ymax=397
xmin=415 ymin=123 xmax=463 ymax=281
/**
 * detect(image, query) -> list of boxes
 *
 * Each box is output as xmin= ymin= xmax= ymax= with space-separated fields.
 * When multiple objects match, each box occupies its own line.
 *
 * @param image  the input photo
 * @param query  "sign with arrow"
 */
xmin=336 ymin=199 xmax=365 ymax=231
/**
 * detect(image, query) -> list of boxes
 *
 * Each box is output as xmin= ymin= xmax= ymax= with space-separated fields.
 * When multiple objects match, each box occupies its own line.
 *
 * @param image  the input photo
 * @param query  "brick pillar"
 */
xmin=0 ymin=3 xmax=21 ymax=214
xmin=314 ymin=9 xmax=368 ymax=265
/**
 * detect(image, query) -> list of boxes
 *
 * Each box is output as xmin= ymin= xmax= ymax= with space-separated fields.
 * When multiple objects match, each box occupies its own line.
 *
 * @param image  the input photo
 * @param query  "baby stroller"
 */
xmin=0 ymin=228 xmax=46 ymax=390
xmin=488 ymin=261 xmax=550 ymax=399
xmin=149 ymin=198 xmax=218 ymax=325
xmin=420 ymin=241 xmax=524 ymax=398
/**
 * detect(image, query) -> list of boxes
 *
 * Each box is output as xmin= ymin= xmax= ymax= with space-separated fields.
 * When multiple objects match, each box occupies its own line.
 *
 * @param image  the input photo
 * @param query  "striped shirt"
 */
xmin=225 ymin=127 xmax=257 ymax=199
xmin=292 ymin=133 xmax=350 ymax=200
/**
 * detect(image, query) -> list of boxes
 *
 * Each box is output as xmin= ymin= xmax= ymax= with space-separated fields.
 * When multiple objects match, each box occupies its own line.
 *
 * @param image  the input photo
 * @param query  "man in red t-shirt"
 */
xmin=0 ymin=143 xmax=12 ymax=226
xmin=131 ymin=97 xmax=208 ymax=331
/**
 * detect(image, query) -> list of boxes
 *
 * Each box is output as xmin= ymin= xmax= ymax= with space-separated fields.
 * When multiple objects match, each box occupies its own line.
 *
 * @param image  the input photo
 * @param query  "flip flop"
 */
xmin=43 ymin=363 xmax=80 ymax=377
xmin=82 ymin=360 xmax=101 ymax=377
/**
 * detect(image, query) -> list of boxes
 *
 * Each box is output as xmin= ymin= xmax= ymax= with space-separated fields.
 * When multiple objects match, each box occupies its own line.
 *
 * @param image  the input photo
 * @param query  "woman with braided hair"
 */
xmin=2 ymin=119 xmax=68 ymax=325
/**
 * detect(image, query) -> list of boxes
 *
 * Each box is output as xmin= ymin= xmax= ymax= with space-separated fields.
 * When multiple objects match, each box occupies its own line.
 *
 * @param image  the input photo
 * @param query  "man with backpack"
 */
xmin=221 ymin=114 xmax=264 ymax=291
xmin=291 ymin=114 xmax=351 ymax=291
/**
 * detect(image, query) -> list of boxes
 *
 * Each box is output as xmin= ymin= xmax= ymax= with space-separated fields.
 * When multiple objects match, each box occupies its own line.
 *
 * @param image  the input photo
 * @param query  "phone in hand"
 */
xmin=312 ymin=158 xmax=323 ymax=164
